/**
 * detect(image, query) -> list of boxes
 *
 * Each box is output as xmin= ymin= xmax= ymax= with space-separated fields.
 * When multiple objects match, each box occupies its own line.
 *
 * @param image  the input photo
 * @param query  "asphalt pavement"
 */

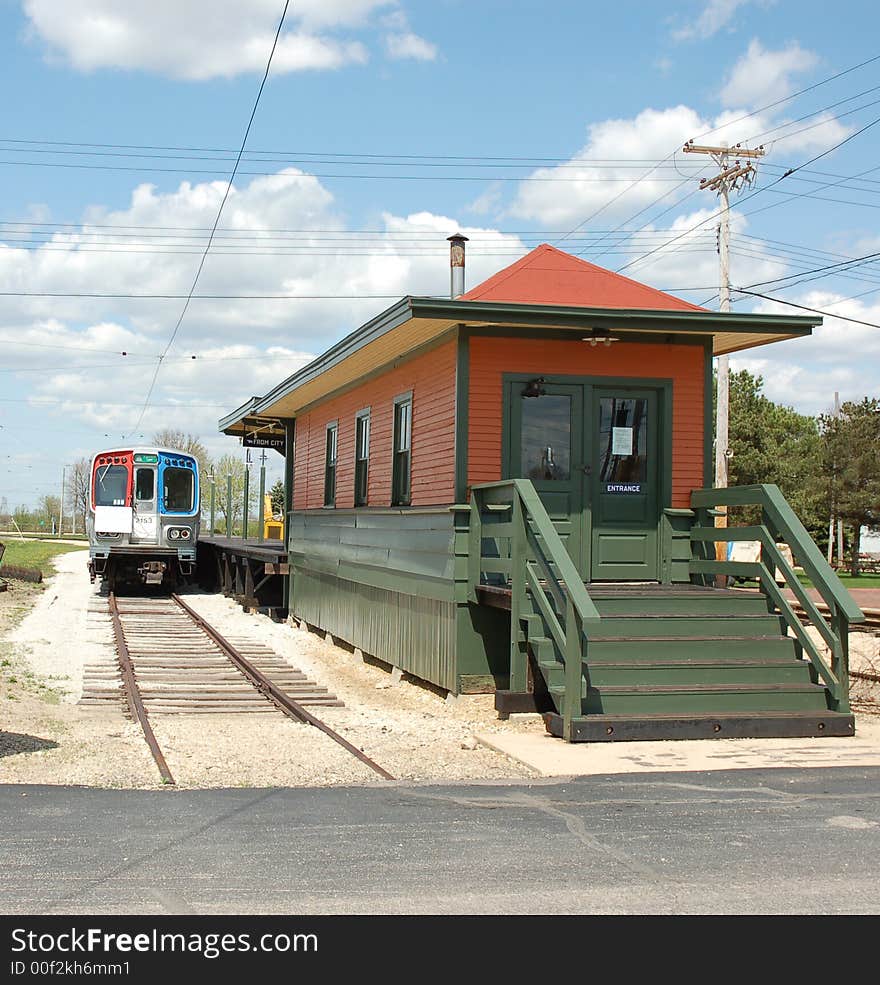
xmin=3 ymin=768 xmax=879 ymax=915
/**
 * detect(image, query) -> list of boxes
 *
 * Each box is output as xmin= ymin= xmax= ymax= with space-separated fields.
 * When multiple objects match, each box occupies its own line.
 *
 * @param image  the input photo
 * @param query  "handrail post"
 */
xmin=563 ymin=596 xmax=581 ymax=739
xmin=509 ymin=491 xmax=528 ymax=693
xmin=225 ymin=475 xmax=233 ymax=539
xmin=830 ymin=608 xmax=851 ymax=712
xmin=467 ymin=494 xmax=482 ymax=604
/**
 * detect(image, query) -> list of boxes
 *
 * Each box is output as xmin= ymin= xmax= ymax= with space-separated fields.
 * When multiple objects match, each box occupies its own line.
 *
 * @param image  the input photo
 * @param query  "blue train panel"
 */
xmin=158 ymin=453 xmax=199 ymax=516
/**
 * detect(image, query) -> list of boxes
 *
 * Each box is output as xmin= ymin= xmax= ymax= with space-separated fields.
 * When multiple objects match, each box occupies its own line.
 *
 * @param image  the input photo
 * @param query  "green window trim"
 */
xmin=354 ymin=408 xmax=370 ymax=507
xmin=392 ymin=392 xmax=412 ymax=507
xmin=324 ymin=421 xmax=338 ymax=508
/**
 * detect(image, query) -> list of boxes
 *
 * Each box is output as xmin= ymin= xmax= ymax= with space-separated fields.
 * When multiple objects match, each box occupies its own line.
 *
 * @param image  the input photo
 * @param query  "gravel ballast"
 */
xmin=0 ymin=550 xmax=540 ymax=788
xmin=1 ymin=551 xmax=877 ymax=789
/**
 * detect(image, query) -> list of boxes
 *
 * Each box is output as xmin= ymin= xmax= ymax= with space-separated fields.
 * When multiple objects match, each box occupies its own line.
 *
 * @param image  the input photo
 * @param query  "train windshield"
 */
xmin=94 ymin=465 xmax=129 ymax=506
xmin=163 ymin=467 xmax=194 ymax=512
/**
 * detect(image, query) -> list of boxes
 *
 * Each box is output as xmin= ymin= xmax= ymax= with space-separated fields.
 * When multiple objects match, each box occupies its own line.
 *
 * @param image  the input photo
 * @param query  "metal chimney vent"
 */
xmin=447 ymin=233 xmax=468 ymax=298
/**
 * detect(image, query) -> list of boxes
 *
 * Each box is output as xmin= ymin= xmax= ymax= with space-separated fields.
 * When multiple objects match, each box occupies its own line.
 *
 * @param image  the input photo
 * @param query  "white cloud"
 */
xmin=384 ymin=32 xmax=437 ymax=61
xmin=731 ymin=290 xmax=880 ymax=412
xmin=1 ymin=169 xmax=526 ymax=438
xmin=672 ymin=0 xmax=773 ymax=42
xmin=22 ymin=0 xmax=401 ymax=79
xmin=509 ymin=95 xmax=848 ymax=227
xmin=616 ymin=207 xmax=789 ymax=293
xmin=720 ymin=39 xmax=819 ymax=109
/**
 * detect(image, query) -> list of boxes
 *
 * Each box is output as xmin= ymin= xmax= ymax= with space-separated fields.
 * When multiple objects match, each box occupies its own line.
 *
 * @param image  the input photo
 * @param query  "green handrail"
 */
xmin=469 ymin=479 xmax=601 ymax=736
xmin=690 ymin=483 xmax=864 ymax=712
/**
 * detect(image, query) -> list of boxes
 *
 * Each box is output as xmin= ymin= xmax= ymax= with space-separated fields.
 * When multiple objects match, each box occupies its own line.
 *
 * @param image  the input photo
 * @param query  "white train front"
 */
xmin=87 ymin=446 xmax=200 ymax=587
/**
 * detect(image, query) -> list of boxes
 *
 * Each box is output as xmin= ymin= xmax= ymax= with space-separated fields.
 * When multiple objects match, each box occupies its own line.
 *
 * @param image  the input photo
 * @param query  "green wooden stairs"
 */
xmin=523 ymin=583 xmax=851 ymax=741
xmin=469 ymin=480 xmax=863 ymax=742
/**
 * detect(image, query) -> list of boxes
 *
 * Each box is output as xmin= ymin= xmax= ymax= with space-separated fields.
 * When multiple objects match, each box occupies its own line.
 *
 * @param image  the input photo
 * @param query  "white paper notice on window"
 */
xmin=612 ymin=427 xmax=633 ymax=456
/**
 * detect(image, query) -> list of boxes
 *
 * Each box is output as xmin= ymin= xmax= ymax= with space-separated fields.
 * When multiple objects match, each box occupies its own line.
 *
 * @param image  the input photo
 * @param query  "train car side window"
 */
xmin=95 ymin=465 xmax=129 ymax=506
xmin=163 ymin=467 xmax=194 ymax=512
xmin=135 ymin=468 xmax=155 ymax=502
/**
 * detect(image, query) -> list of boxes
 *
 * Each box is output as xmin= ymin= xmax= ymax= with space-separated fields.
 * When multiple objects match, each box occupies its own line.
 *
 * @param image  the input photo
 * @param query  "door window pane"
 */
xmin=135 ymin=468 xmax=155 ymax=501
xmin=597 ymin=397 xmax=648 ymax=483
xmin=520 ymin=394 xmax=571 ymax=481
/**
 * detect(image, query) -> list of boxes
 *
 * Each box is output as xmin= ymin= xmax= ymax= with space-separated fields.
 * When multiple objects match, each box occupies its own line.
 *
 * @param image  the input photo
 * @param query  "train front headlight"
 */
xmin=168 ymin=528 xmax=180 ymax=540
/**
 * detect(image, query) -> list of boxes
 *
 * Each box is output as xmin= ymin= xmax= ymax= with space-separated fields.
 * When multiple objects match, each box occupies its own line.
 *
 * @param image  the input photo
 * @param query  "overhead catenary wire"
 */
xmin=126 ymin=0 xmax=291 ymax=438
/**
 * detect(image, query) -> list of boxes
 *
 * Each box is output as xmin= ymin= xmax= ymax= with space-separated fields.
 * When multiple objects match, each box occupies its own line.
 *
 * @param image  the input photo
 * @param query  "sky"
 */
xmin=1 ymin=0 xmax=879 ymax=511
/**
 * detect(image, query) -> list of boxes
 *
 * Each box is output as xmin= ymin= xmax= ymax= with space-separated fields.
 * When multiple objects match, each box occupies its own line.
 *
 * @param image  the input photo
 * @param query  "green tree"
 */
xmin=212 ymin=453 xmax=259 ymax=534
xmin=269 ymin=478 xmax=285 ymax=517
xmin=727 ymin=370 xmax=828 ymax=542
xmin=37 ymin=495 xmax=61 ymax=532
xmin=152 ymin=430 xmax=212 ymax=482
xmin=64 ymin=457 xmax=91 ymax=534
xmin=819 ymin=397 xmax=880 ymax=575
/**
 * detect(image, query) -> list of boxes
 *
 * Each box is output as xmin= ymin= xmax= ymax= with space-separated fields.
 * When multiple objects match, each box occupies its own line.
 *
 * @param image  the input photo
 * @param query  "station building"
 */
xmin=216 ymin=242 xmax=862 ymax=741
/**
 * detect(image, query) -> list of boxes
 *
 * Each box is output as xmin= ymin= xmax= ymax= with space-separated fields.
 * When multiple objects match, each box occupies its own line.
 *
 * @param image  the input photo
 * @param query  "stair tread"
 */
xmin=601 ymin=612 xmax=779 ymax=622
xmin=550 ymin=682 xmax=824 ymax=694
xmin=578 ymin=658 xmax=807 ymax=668
xmin=566 ymin=709 xmax=852 ymax=721
xmin=589 ymin=635 xmax=787 ymax=642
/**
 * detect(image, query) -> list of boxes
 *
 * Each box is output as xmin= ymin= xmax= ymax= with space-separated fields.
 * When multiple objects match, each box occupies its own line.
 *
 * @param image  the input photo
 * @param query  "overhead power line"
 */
xmin=735 ymin=289 xmax=880 ymax=329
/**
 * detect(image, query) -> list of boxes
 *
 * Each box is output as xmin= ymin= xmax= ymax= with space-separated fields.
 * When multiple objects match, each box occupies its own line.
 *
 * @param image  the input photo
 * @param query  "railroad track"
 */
xmin=81 ymin=592 xmax=393 ymax=784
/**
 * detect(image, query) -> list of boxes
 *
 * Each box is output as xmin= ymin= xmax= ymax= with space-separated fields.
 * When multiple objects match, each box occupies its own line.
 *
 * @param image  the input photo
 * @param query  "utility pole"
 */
xmin=684 ymin=139 xmax=765 ymax=488
xmin=684 ymin=140 xmax=765 ymax=571
xmin=59 ymin=465 xmax=66 ymax=540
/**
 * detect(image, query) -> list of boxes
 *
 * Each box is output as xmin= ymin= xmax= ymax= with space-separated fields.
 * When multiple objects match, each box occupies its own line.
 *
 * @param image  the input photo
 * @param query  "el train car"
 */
xmin=87 ymin=446 xmax=200 ymax=588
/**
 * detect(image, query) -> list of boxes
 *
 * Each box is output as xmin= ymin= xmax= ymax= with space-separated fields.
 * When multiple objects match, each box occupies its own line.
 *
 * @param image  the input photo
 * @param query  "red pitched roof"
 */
xmin=461 ymin=243 xmax=704 ymax=311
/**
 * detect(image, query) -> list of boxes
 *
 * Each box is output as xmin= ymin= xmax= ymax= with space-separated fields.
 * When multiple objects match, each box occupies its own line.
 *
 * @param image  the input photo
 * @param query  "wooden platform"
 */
xmin=198 ymin=536 xmax=289 ymax=618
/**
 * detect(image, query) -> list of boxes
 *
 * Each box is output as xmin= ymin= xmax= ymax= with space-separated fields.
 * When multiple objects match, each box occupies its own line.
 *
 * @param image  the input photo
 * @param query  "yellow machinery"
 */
xmin=263 ymin=494 xmax=284 ymax=541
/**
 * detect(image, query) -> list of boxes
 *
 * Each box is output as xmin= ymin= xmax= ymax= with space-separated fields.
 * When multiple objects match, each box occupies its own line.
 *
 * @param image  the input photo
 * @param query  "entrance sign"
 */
xmin=605 ymin=483 xmax=641 ymax=494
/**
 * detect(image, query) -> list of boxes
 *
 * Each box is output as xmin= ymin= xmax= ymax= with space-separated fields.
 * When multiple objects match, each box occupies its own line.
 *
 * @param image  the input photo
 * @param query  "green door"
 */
xmin=508 ymin=380 xmax=585 ymax=573
xmin=589 ymin=387 xmax=660 ymax=580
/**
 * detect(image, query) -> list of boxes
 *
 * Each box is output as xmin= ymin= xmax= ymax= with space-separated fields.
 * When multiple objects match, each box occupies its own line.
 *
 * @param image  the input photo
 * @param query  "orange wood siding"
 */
xmin=293 ymin=339 xmax=457 ymax=510
xmin=467 ymin=337 xmax=706 ymax=508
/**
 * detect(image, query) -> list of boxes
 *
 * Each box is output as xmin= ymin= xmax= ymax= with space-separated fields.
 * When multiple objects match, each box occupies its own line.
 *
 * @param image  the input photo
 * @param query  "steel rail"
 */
xmin=107 ymin=593 xmax=176 ymax=785
xmin=171 ymin=594 xmax=394 ymax=780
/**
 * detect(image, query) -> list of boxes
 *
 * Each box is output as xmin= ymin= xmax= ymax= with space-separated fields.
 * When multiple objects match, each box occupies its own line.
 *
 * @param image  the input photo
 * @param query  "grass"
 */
xmin=0 ymin=540 xmax=85 ymax=575
xmin=797 ymin=572 xmax=880 ymax=589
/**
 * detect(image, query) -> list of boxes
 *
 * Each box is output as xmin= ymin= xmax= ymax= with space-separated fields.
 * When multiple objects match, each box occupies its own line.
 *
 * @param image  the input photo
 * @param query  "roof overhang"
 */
xmin=219 ymin=297 xmax=819 ymax=431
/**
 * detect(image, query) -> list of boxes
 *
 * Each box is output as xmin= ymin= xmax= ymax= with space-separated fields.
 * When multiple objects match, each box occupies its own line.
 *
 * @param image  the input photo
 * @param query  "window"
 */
xmin=520 ymin=393 xmax=572 ymax=481
xmin=392 ymin=395 xmax=412 ymax=506
xmin=135 ymin=468 xmax=155 ymax=502
xmin=597 ymin=397 xmax=648 ymax=484
xmin=324 ymin=422 xmax=338 ymax=507
xmin=354 ymin=410 xmax=370 ymax=507
xmin=94 ymin=465 xmax=129 ymax=507
xmin=163 ymin=467 xmax=194 ymax=512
